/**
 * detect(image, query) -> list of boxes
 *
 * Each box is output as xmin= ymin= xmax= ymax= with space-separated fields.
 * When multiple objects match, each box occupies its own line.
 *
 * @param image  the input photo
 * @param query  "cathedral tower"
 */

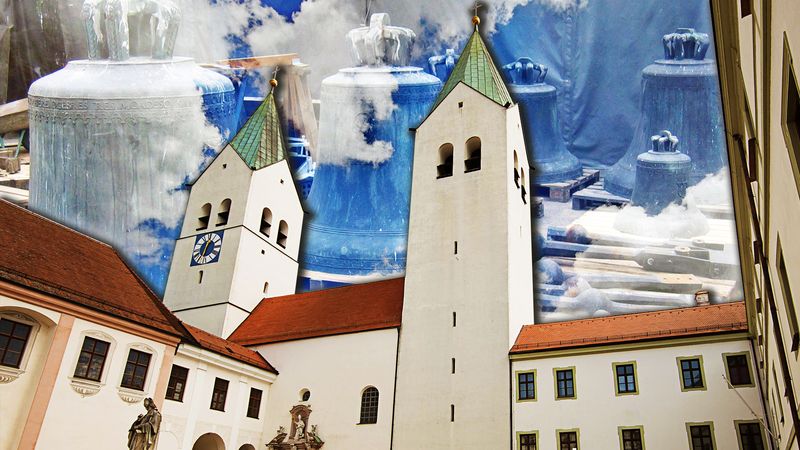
xmin=392 ymin=17 xmax=535 ymax=449
xmin=163 ymin=78 xmax=304 ymax=337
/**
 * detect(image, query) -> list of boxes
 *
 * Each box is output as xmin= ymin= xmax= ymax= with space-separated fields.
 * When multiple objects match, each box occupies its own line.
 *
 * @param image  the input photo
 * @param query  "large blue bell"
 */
xmin=502 ymin=57 xmax=582 ymax=183
xmin=631 ymin=130 xmax=692 ymax=215
xmin=299 ymin=13 xmax=441 ymax=290
xmin=605 ymin=28 xmax=726 ymax=197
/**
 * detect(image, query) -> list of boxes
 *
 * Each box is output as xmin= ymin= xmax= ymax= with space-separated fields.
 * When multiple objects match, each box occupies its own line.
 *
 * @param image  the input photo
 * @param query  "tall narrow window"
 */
xmin=451 ymin=358 xmax=456 ymax=374
xmin=120 ymin=349 xmax=152 ymax=391
xmin=688 ymin=424 xmax=715 ymax=450
xmin=247 ymin=388 xmax=263 ymax=419
xmin=464 ymin=137 xmax=481 ymax=172
xmin=216 ymin=199 xmax=231 ymax=226
xmin=679 ymin=357 xmax=705 ymax=390
xmin=782 ymin=37 xmax=800 ymax=197
xmin=0 ymin=318 xmax=32 ymax=368
xmin=513 ymin=150 xmax=520 ymax=187
xmin=450 ymin=404 xmax=455 ymax=422
xmin=437 ymin=143 xmax=454 ymax=179
xmin=73 ymin=336 xmax=110 ymax=381
xmin=517 ymin=371 xmax=536 ymax=401
xmin=620 ymin=427 xmax=644 ymax=450
xmin=277 ymin=220 xmax=288 ymax=248
xmin=197 ymin=203 xmax=211 ymax=230
xmin=198 ymin=270 xmax=203 ymax=284
xmin=263 ymin=281 xmax=269 ymax=295
xmin=614 ymin=362 xmax=638 ymax=395
xmin=359 ymin=386 xmax=379 ymax=424
xmin=555 ymin=368 xmax=575 ymax=399
xmin=452 ymin=312 xmax=457 ymax=327
xmin=521 ymin=167 xmax=528 ymax=203
xmin=519 ymin=433 xmax=537 ymax=450
xmin=260 ymin=208 xmax=273 ymax=237
xmin=737 ymin=422 xmax=765 ymax=450
xmin=210 ymin=377 xmax=229 ymax=411
xmin=558 ymin=430 xmax=579 ymax=450
xmin=777 ymin=237 xmax=799 ymax=351
xmin=165 ymin=365 xmax=189 ymax=402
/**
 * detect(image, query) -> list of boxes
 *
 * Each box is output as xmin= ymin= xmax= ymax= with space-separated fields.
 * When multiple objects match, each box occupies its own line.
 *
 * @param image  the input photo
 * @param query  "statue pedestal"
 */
xmin=28 ymin=57 xmax=235 ymax=292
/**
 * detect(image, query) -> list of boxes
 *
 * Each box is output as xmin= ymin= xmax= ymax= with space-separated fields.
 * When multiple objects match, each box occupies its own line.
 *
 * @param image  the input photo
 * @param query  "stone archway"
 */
xmin=192 ymin=433 xmax=225 ymax=450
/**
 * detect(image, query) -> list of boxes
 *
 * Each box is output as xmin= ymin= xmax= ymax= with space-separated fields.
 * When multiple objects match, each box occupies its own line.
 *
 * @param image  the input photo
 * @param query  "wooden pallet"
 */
xmin=534 ymin=168 xmax=599 ymax=203
xmin=572 ymin=180 xmax=630 ymax=210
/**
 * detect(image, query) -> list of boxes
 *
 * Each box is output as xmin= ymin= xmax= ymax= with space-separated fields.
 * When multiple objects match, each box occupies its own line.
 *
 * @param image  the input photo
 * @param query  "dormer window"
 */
xmin=197 ymin=203 xmax=211 ymax=231
xmin=260 ymin=208 xmax=273 ymax=237
xmin=464 ymin=137 xmax=481 ymax=173
xmin=437 ymin=143 xmax=454 ymax=179
xmin=277 ymin=220 xmax=288 ymax=248
xmin=216 ymin=199 xmax=231 ymax=226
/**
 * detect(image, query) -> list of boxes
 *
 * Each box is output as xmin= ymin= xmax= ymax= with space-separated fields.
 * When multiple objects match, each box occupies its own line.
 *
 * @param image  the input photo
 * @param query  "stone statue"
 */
xmin=127 ymin=397 xmax=162 ymax=450
xmin=294 ymin=413 xmax=306 ymax=440
xmin=82 ymin=0 xmax=181 ymax=61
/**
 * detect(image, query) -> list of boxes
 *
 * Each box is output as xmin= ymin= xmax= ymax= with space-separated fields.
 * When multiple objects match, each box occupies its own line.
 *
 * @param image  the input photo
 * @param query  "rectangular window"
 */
xmin=777 ymin=237 xmax=800 ymax=351
xmin=517 ymin=371 xmax=536 ymax=401
xmin=165 ymin=365 xmax=189 ymax=402
xmin=555 ymin=368 xmax=575 ymax=399
xmin=782 ymin=36 xmax=800 ymax=199
xmin=247 ymin=387 xmax=262 ymax=419
xmin=519 ymin=433 xmax=537 ymax=450
xmin=620 ymin=427 xmax=644 ymax=450
xmin=120 ymin=349 xmax=152 ymax=391
xmin=558 ymin=430 xmax=579 ymax=450
xmin=614 ymin=362 xmax=637 ymax=395
xmin=737 ymin=422 xmax=765 ymax=450
xmin=679 ymin=357 xmax=705 ymax=390
xmin=725 ymin=353 xmax=754 ymax=386
xmin=688 ymin=424 xmax=715 ymax=450
xmin=210 ymin=377 xmax=229 ymax=411
xmin=73 ymin=336 xmax=110 ymax=382
xmin=0 ymin=318 xmax=32 ymax=368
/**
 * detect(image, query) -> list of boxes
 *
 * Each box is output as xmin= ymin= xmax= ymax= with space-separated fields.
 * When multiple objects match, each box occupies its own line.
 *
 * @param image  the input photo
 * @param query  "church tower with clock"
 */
xmin=163 ymin=77 xmax=305 ymax=338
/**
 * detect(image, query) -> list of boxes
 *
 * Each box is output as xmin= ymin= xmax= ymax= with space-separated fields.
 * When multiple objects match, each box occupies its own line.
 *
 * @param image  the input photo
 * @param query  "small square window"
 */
xmin=620 ymin=427 xmax=644 ymax=450
xmin=688 ymin=423 xmax=715 ymax=450
xmin=737 ymin=421 xmax=765 ymax=450
xmin=558 ymin=430 xmax=579 ymax=450
xmin=679 ymin=357 xmax=706 ymax=391
xmin=517 ymin=371 xmax=536 ymax=401
xmin=519 ymin=432 xmax=538 ymax=450
xmin=725 ymin=353 xmax=754 ymax=387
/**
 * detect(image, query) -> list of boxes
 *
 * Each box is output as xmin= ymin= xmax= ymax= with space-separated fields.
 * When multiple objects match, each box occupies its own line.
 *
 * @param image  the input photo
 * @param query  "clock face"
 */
xmin=191 ymin=231 xmax=224 ymax=266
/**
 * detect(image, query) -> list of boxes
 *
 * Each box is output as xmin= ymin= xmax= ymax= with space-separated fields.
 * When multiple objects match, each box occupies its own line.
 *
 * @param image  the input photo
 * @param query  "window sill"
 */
xmin=118 ymin=386 xmax=147 ymax=404
xmin=357 ymin=422 xmax=377 ymax=425
xmin=0 ymin=365 xmax=24 ymax=384
xmin=69 ymin=376 xmax=104 ymax=397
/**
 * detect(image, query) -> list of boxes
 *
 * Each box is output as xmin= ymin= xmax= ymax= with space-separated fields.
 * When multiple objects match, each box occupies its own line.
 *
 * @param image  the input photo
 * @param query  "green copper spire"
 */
xmin=229 ymin=83 xmax=286 ymax=171
xmin=431 ymin=24 xmax=513 ymax=110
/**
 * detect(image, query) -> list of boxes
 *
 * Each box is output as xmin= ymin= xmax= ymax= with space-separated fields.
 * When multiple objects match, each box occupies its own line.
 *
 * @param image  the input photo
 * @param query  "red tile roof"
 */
xmin=229 ymin=277 xmax=405 ymax=346
xmin=183 ymin=323 xmax=277 ymax=373
xmin=511 ymin=302 xmax=748 ymax=354
xmin=0 ymin=200 xmax=183 ymax=337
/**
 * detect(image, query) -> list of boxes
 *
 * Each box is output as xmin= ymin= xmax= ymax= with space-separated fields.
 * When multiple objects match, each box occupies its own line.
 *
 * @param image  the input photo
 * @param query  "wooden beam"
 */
xmin=0 ymin=98 xmax=28 ymax=134
xmin=217 ymin=53 xmax=299 ymax=69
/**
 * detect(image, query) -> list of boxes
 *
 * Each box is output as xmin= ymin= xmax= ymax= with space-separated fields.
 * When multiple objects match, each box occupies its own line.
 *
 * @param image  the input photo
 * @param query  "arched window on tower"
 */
xmin=359 ymin=386 xmax=379 ymax=424
xmin=520 ymin=168 xmax=527 ymax=204
xmin=216 ymin=199 xmax=231 ymax=226
xmin=277 ymin=220 xmax=288 ymax=248
xmin=464 ymin=137 xmax=481 ymax=173
xmin=260 ymin=208 xmax=273 ymax=237
xmin=197 ymin=203 xmax=211 ymax=230
xmin=513 ymin=151 xmax=520 ymax=188
xmin=437 ymin=143 xmax=454 ymax=179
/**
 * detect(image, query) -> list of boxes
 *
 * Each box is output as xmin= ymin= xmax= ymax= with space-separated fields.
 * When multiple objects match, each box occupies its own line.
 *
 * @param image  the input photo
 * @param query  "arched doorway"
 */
xmin=238 ymin=445 xmax=256 ymax=450
xmin=192 ymin=433 xmax=225 ymax=450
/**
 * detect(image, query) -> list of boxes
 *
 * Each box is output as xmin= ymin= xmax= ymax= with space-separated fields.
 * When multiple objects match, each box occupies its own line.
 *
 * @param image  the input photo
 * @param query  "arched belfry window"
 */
xmin=197 ymin=203 xmax=211 ymax=231
xmin=359 ymin=386 xmax=379 ymax=424
xmin=465 ymin=137 xmax=481 ymax=173
xmin=520 ymin=168 xmax=527 ymax=204
xmin=216 ymin=199 xmax=231 ymax=226
xmin=437 ymin=143 xmax=454 ymax=179
xmin=513 ymin=151 xmax=520 ymax=188
xmin=277 ymin=220 xmax=289 ymax=248
xmin=260 ymin=208 xmax=273 ymax=237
